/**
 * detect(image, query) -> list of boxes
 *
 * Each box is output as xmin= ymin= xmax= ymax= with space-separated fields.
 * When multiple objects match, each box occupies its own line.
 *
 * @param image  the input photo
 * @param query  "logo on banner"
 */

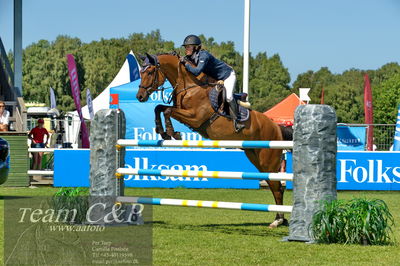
xmin=149 ymin=90 xmax=172 ymax=103
xmin=337 ymin=126 xmax=366 ymax=151
xmin=132 ymin=127 xmax=202 ymax=141
xmin=339 ymin=159 xmax=400 ymax=184
xmin=124 ymin=157 xmax=209 ymax=182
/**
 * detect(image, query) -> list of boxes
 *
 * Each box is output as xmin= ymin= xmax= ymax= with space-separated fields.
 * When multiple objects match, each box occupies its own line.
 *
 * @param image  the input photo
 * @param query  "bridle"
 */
xmin=139 ymin=64 xmax=166 ymax=92
xmin=139 ymin=55 xmax=221 ymax=104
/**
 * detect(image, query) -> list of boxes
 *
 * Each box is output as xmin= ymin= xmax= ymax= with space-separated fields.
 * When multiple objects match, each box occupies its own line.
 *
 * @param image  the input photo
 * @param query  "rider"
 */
xmin=180 ymin=34 xmax=245 ymax=132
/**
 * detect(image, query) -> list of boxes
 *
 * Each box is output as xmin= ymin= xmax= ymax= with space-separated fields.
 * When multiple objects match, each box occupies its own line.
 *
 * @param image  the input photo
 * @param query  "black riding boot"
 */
xmin=228 ymin=100 xmax=245 ymax=132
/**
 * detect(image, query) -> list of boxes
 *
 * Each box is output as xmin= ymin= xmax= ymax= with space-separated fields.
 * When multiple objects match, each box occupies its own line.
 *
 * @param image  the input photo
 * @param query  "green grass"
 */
xmin=1 ymin=187 xmax=399 ymax=265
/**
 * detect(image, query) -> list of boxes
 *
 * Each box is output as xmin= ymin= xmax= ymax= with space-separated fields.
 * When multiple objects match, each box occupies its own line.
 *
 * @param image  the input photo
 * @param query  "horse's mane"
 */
xmin=157 ymin=52 xmax=214 ymax=87
xmin=156 ymin=51 xmax=179 ymax=57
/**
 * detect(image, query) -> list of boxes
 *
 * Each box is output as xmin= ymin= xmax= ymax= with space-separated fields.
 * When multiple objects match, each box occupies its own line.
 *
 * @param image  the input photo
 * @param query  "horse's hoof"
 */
xmin=281 ymin=218 xmax=289 ymax=226
xmin=173 ymin=132 xmax=182 ymax=140
xmin=166 ymin=129 xmax=174 ymax=137
xmin=268 ymin=218 xmax=285 ymax=228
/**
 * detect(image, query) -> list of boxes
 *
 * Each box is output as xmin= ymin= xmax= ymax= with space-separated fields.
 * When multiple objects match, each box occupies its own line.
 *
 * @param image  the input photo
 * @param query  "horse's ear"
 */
xmin=145 ymin=53 xmax=158 ymax=66
xmin=138 ymin=54 xmax=146 ymax=62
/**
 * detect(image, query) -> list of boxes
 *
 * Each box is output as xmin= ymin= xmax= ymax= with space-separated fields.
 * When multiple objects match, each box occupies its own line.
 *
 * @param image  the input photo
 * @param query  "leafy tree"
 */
xmin=292 ymin=67 xmax=335 ymax=104
xmin=373 ymin=74 xmax=400 ymax=124
xmin=248 ymin=53 xmax=291 ymax=112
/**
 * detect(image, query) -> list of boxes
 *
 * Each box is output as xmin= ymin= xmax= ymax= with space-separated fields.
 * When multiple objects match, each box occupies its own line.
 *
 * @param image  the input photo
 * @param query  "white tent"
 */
xmin=66 ymin=51 xmax=140 ymax=146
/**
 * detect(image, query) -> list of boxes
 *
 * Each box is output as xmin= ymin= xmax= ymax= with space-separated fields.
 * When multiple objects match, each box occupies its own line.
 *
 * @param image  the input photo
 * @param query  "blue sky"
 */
xmin=1 ymin=0 xmax=400 ymax=82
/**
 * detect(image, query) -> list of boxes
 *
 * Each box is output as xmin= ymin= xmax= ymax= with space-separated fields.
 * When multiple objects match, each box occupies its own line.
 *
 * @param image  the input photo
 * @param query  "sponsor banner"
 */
xmin=86 ymin=88 xmax=94 ymax=120
xmin=66 ymin=54 xmax=90 ymax=148
xmin=49 ymin=87 xmax=56 ymax=109
xmin=55 ymin=149 xmax=400 ymax=190
xmin=286 ymin=151 xmax=400 ymax=190
xmin=54 ymin=149 xmax=259 ymax=189
xmin=337 ymin=125 xmax=366 ymax=151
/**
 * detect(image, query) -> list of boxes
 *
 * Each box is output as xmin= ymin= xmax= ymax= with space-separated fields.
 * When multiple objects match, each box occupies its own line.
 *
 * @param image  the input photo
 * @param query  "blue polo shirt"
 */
xmin=185 ymin=50 xmax=233 ymax=80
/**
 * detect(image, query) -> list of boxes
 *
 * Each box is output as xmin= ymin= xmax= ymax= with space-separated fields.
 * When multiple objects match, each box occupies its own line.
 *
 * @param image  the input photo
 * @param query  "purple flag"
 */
xmin=67 ymin=54 xmax=90 ymax=148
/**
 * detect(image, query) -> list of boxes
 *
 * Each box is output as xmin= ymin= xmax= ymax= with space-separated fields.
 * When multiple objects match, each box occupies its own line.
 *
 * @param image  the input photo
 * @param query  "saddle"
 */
xmin=209 ymin=87 xmax=250 ymax=123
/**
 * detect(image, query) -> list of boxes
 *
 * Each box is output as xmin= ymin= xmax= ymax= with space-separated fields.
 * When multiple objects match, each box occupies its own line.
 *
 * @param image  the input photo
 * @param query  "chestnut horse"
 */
xmin=136 ymin=53 xmax=290 ymax=227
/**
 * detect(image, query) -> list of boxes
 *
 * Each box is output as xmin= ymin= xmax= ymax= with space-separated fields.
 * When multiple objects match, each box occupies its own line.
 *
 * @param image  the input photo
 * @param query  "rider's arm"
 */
xmin=184 ymin=52 xmax=209 ymax=76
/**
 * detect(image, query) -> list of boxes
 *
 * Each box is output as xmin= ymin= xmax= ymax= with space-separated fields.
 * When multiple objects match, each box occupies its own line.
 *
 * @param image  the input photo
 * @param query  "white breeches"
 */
xmin=224 ymin=71 xmax=236 ymax=102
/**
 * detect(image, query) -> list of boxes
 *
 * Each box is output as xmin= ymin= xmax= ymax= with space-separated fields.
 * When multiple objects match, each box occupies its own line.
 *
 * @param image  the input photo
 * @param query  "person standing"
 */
xmin=28 ymin=119 xmax=49 ymax=170
xmin=0 ymin=101 xmax=10 ymax=131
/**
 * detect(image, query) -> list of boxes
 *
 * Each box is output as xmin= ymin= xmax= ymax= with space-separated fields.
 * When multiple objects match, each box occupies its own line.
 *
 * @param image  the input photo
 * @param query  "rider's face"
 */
xmin=184 ymin=45 xmax=195 ymax=56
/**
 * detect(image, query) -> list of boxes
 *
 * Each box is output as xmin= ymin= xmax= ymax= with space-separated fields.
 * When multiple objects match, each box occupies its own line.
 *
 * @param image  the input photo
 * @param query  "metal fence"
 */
xmin=347 ymin=124 xmax=396 ymax=151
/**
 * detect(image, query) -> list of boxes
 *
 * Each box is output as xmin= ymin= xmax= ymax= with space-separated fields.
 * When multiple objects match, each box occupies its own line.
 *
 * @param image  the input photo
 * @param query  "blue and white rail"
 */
xmin=116 ymin=196 xmax=293 ymax=213
xmin=116 ymin=139 xmax=293 ymax=149
xmin=116 ymin=168 xmax=293 ymax=181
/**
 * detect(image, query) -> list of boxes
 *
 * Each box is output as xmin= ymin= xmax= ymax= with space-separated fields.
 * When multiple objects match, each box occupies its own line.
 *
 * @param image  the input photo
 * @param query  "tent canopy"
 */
xmin=263 ymin=93 xmax=305 ymax=125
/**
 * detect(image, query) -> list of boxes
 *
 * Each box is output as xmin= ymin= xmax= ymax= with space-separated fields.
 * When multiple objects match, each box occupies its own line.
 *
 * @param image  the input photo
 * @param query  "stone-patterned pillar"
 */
xmin=287 ymin=104 xmax=337 ymax=242
xmin=89 ymin=109 xmax=125 ymax=224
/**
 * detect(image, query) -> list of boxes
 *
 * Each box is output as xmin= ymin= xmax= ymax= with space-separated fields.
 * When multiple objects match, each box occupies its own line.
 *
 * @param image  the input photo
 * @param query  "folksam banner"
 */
xmin=66 ymin=54 xmax=90 ymax=148
xmin=53 ymin=149 xmax=259 ymax=189
xmin=337 ymin=125 xmax=366 ymax=151
xmin=393 ymin=104 xmax=400 ymax=151
xmin=286 ymin=151 xmax=400 ymax=190
xmin=54 ymin=149 xmax=400 ymax=190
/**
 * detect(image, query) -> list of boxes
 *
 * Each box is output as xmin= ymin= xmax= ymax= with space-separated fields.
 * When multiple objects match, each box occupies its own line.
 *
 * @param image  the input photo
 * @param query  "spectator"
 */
xmin=0 ymin=101 xmax=10 ymax=131
xmin=28 ymin=119 xmax=49 ymax=170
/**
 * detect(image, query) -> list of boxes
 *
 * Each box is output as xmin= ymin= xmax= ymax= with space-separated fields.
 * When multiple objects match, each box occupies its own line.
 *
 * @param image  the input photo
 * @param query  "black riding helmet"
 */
xmin=182 ymin=35 xmax=201 ymax=46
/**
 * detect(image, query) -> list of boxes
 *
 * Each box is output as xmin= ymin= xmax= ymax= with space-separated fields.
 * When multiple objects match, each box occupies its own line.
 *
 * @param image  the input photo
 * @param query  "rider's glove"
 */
xmin=179 ymin=56 xmax=187 ymax=64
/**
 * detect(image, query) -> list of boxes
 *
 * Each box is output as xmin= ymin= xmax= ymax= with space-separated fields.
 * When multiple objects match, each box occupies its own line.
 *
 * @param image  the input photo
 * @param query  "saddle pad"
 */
xmin=209 ymin=87 xmax=250 ymax=122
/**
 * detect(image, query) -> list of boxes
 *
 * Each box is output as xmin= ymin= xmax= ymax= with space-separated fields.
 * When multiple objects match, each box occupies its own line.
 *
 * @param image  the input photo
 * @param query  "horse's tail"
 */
xmin=279 ymin=126 xmax=293 ymax=141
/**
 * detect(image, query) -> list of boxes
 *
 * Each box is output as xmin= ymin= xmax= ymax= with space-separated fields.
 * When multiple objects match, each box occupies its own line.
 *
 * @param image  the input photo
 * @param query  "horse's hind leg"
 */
xmin=244 ymin=148 xmax=287 ymax=228
xmin=163 ymin=107 xmax=182 ymax=140
xmin=266 ymin=180 xmax=288 ymax=228
xmin=155 ymin=105 xmax=171 ymax=140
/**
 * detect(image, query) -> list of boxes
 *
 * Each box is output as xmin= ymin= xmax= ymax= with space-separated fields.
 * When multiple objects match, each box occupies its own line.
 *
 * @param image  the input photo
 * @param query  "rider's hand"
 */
xmin=217 ymin=80 xmax=224 ymax=85
xmin=179 ymin=56 xmax=187 ymax=64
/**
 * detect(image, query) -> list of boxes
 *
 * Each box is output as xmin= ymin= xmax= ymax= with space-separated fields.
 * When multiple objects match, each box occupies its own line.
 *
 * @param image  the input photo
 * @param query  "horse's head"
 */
xmin=136 ymin=53 xmax=166 ymax=102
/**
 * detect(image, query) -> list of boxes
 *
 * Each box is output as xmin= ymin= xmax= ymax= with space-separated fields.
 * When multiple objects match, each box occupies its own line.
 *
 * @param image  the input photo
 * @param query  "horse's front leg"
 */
xmin=163 ymin=107 xmax=182 ymax=140
xmin=155 ymin=105 xmax=171 ymax=140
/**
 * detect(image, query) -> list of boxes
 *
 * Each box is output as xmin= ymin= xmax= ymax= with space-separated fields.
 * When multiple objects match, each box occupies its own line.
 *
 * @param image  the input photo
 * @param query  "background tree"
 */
xmin=17 ymin=29 xmax=400 ymax=124
xmin=248 ymin=53 xmax=291 ymax=112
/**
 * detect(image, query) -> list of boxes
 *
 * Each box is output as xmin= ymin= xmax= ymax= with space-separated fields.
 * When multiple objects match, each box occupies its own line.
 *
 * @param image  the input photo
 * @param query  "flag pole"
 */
xmin=243 ymin=0 xmax=250 ymax=96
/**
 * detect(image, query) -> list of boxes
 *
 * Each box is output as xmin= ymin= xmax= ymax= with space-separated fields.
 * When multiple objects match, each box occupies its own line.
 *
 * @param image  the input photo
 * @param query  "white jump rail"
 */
xmin=116 ymin=139 xmax=293 ymax=149
xmin=117 ymin=196 xmax=293 ymax=213
xmin=116 ymin=168 xmax=293 ymax=181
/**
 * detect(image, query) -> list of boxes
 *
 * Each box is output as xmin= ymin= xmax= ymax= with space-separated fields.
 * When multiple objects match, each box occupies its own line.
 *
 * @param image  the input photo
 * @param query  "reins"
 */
xmin=141 ymin=55 xmax=222 ymax=105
